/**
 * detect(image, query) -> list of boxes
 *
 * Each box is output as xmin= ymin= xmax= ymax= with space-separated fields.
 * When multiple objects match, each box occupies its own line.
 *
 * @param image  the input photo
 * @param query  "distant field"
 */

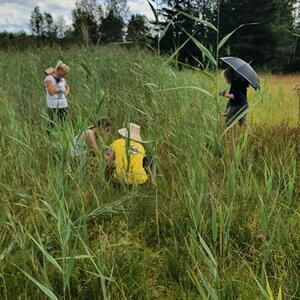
xmin=0 ymin=46 xmax=299 ymax=299
xmin=251 ymin=74 xmax=299 ymax=126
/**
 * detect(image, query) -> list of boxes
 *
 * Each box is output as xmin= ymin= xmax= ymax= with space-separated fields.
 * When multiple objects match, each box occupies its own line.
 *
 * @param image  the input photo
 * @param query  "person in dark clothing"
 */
xmin=219 ymin=67 xmax=249 ymax=127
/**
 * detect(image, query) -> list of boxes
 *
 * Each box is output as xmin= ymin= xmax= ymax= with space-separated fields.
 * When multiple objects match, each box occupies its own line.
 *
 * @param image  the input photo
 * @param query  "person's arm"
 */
xmin=45 ymin=79 xmax=64 ymax=96
xmin=45 ymin=80 xmax=58 ymax=96
xmin=86 ymin=131 xmax=100 ymax=155
xmin=219 ymin=89 xmax=235 ymax=100
xmin=224 ymin=92 xmax=235 ymax=100
xmin=104 ymin=146 xmax=115 ymax=167
xmin=223 ymin=83 xmax=247 ymax=102
xmin=64 ymin=83 xmax=70 ymax=96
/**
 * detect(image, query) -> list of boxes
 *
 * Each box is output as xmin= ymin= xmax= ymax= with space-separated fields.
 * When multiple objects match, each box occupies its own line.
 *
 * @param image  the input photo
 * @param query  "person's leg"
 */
xmin=225 ymin=106 xmax=236 ymax=127
xmin=105 ymin=164 xmax=115 ymax=181
xmin=47 ymin=108 xmax=55 ymax=135
xmin=143 ymin=155 xmax=157 ymax=178
xmin=238 ymin=105 xmax=248 ymax=128
xmin=226 ymin=105 xmax=248 ymax=128
xmin=223 ymin=101 xmax=230 ymax=116
xmin=57 ymin=107 xmax=68 ymax=122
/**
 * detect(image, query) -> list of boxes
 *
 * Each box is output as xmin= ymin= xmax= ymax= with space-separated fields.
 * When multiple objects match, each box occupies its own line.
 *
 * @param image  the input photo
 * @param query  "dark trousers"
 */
xmin=46 ymin=107 xmax=68 ymax=135
xmin=226 ymin=104 xmax=248 ymax=127
xmin=47 ymin=107 xmax=68 ymax=127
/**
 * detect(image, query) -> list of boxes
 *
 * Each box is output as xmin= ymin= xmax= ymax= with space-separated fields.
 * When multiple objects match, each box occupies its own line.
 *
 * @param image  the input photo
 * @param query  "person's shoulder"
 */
xmin=111 ymin=138 xmax=124 ymax=148
xmin=84 ymin=128 xmax=94 ymax=135
xmin=44 ymin=75 xmax=54 ymax=82
xmin=243 ymin=81 xmax=249 ymax=88
xmin=232 ymin=79 xmax=240 ymax=84
xmin=112 ymin=138 xmax=124 ymax=144
xmin=132 ymin=140 xmax=143 ymax=148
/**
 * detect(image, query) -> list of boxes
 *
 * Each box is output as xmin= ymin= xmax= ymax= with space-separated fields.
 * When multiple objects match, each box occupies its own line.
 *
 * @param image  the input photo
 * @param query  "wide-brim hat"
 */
xmin=118 ymin=123 xmax=143 ymax=142
xmin=44 ymin=67 xmax=55 ymax=75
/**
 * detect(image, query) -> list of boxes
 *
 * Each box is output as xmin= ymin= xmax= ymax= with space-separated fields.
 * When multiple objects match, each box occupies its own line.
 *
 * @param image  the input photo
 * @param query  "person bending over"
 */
xmin=72 ymin=118 xmax=113 ymax=157
xmin=104 ymin=123 xmax=150 ymax=185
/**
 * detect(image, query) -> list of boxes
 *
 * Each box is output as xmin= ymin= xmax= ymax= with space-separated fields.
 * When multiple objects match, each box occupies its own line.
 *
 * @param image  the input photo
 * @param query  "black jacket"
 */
xmin=229 ymin=79 xmax=249 ymax=107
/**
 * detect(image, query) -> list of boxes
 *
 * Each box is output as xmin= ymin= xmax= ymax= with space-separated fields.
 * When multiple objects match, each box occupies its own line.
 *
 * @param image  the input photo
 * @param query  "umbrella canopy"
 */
xmin=220 ymin=56 xmax=260 ymax=90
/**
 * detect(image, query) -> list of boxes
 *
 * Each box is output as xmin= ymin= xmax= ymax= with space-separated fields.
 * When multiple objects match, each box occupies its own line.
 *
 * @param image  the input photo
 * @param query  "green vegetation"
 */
xmin=0 ymin=46 xmax=299 ymax=299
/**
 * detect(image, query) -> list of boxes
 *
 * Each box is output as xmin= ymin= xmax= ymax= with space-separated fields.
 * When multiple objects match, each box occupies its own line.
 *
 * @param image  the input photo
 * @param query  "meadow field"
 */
xmin=0 ymin=46 xmax=299 ymax=299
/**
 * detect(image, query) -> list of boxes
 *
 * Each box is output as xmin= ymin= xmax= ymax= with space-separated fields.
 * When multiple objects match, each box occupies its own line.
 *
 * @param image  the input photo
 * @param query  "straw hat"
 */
xmin=55 ymin=61 xmax=70 ymax=74
xmin=44 ymin=67 xmax=55 ymax=75
xmin=118 ymin=123 xmax=143 ymax=142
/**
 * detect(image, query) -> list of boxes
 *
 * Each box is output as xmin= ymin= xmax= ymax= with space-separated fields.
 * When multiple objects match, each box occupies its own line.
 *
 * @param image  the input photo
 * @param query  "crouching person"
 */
xmin=71 ymin=118 xmax=112 ymax=157
xmin=104 ymin=123 xmax=154 ymax=185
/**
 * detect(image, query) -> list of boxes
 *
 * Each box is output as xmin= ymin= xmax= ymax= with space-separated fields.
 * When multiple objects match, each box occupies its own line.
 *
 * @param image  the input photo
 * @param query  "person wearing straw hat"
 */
xmin=44 ymin=61 xmax=70 ymax=128
xmin=44 ymin=67 xmax=55 ymax=76
xmin=105 ymin=123 xmax=149 ymax=185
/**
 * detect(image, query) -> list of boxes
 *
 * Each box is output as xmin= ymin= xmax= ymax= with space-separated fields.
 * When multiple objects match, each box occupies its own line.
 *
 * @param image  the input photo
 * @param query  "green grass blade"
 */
xmin=177 ymin=10 xmax=218 ymax=32
xmin=63 ymin=240 xmax=77 ymax=291
xmin=17 ymin=267 xmax=58 ymax=300
xmin=182 ymin=28 xmax=217 ymax=66
xmin=147 ymin=0 xmax=158 ymax=24
xmin=28 ymin=233 xmax=63 ymax=273
xmin=218 ymin=23 xmax=259 ymax=51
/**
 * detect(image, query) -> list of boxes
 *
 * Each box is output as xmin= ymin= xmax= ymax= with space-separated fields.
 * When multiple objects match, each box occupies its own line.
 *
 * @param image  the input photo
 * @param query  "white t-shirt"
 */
xmin=71 ymin=128 xmax=94 ymax=157
xmin=44 ymin=75 xmax=68 ymax=108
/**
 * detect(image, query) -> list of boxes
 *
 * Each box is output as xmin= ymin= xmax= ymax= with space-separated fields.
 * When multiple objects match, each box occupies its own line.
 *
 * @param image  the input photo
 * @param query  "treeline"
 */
xmin=0 ymin=0 xmax=150 ymax=49
xmin=1 ymin=0 xmax=300 ymax=72
xmin=158 ymin=0 xmax=300 ymax=72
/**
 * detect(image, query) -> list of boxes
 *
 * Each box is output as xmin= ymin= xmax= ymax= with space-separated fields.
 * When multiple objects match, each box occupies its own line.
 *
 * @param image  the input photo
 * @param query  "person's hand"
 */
xmin=104 ymin=146 xmax=114 ymax=165
xmin=56 ymin=82 xmax=65 ymax=94
xmin=219 ymin=89 xmax=227 ymax=97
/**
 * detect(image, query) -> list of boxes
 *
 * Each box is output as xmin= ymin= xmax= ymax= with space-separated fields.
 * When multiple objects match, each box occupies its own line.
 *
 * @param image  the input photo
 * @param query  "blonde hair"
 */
xmin=55 ymin=61 xmax=70 ymax=74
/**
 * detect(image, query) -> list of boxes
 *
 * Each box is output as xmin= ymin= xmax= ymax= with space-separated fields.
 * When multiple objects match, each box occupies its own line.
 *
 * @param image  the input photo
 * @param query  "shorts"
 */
xmin=226 ymin=104 xmax=248 ymax=127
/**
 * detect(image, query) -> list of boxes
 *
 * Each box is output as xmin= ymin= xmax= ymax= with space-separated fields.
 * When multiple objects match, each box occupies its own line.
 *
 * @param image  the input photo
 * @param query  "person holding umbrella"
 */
xmin=219 ymin=67 xmax=249 ymax=127
xmin=219 ymin=57 xmax=260 ymax=127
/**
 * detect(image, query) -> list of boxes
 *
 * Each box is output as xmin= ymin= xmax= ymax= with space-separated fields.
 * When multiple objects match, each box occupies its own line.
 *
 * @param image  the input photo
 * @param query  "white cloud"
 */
xmin=0 ymin=3 xmax=31 ymax=33
xmin=0 ymin=0 xmax=154 ymax=33
xmin=0 ymin=0 xmax=75 ymax=33
xmin=128 ymin=0 xmax=153 ymax=19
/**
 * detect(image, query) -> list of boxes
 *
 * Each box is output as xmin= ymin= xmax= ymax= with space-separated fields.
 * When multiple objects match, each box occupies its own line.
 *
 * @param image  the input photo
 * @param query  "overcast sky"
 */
xmin=0 ymin=0 xmax=152 ymax=33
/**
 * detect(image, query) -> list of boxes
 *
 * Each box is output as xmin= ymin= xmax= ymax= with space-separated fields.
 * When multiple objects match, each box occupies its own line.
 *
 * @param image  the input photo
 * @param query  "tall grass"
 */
xmin=0 ymin=46 xmax=299 ymax=299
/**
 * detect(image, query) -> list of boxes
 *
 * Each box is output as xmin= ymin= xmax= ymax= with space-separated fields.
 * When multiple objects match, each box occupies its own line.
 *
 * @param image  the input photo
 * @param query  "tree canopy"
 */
xmin=3 ymin=0 xmax=300 ymax=72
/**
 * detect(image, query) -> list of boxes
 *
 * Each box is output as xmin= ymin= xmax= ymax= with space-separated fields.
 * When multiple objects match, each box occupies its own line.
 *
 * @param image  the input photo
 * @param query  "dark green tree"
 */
xmin=100 ymin=10 xmax=125 ymax=42
xmin=157 ymin=0 xmax=217 ymax=67
xmin=72 ymin=0 xmax=103 ymax=44
xmin=30 ymin=6 xmax=44 ymax=36
xmin=219 ymin=0 xmax=297 ymax=71
xmin=43 ymin=12 xmax=57 ymax=38
xmin=127 ymin=14 xmax=150 ymax=45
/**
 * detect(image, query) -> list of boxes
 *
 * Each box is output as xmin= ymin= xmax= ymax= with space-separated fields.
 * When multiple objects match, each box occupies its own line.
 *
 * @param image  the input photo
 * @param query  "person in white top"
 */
xmin=71 ymin=118 xmax=113 ymax=157
xmin=44 ymin=61 xmax=70 ymax=128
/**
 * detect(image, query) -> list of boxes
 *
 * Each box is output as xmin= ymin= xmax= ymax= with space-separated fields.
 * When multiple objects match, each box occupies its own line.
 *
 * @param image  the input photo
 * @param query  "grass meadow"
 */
xmin=0 ymin=46 xmax=299 ymax=299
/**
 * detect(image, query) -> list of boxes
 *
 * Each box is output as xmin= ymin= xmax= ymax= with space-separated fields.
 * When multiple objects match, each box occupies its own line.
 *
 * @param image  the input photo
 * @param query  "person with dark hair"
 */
xmin=219 ymin=67 xmax=249 ymax=127
xmin=71 ymin=118 xmax=113 ymax=157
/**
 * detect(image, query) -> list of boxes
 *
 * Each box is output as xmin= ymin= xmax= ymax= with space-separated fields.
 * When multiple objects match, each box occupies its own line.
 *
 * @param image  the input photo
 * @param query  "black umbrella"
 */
xmin=220 ymin=56 xmax=260 ymax=90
